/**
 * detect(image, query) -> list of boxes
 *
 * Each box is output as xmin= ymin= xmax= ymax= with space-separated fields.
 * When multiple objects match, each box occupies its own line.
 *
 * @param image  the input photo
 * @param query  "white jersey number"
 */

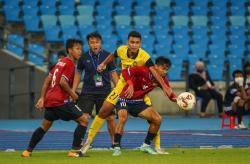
xmin=51 ymin=68 xmax=59 ymax=88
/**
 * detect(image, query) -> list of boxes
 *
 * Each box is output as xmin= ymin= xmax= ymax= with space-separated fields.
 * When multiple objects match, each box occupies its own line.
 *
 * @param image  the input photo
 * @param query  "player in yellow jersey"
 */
xmin=80 ymin=31 xmax=172 ymax=155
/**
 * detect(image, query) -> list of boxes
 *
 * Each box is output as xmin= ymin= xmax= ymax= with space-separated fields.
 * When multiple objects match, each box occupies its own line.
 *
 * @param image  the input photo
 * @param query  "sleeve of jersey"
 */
xmin=62 ymin=62 xmax=74 ymax=82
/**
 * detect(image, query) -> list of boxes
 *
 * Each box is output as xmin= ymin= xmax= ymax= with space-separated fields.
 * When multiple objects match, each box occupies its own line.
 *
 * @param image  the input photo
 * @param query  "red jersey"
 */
xmin=44 ymin=57 xmax=75 ymax=107
xmin=121 ymin=66 xmax=176 ymax=101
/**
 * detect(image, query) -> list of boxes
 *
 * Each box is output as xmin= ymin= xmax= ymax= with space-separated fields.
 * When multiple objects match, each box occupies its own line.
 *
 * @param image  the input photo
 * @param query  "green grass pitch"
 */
xmin=1 ymin=148 xmax=250 ymax=164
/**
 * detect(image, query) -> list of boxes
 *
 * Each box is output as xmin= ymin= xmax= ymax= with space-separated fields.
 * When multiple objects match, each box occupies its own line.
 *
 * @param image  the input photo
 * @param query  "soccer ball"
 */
xmin=177 ymin=92 xmax=196 ymax=110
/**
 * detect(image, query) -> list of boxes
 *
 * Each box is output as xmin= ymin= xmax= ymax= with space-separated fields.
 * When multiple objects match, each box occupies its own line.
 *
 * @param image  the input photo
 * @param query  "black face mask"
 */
xmin=197 ymin=69 xmax=204 ymax=73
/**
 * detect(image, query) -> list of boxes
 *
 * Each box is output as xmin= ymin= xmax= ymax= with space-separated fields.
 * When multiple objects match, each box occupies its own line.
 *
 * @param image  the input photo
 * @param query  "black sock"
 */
xmin=27 ymin=127 xmax=46 ymax=152
xmin=114 ymin=133 xmax=122 ymax=147
xmin=72 ymin=124 xmax=87 ymax=150
xmin=144 ymin=132 xmax=156 ymax=145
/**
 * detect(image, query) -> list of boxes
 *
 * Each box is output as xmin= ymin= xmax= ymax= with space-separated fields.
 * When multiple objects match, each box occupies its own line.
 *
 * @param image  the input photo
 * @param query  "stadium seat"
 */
xmin=79 ymin=25 xmax=96 ymax=40
xmin=115 ymin=6 xmax=132 ymax=15
xmin=39 ymin=5 xmax=57 ymax=15
xmin=229 ymin=16 xmax=246 ymax=26
xmin=96 ymin=6 xmax=113 ymax=17
xmin=59 ymin=0 xmax=75 ymax=7
xmin=134 ymin=6 xmax=151 ymax=16
xmin=79 ymin=0 xmax=97 ymax=6
xmin=40 ymin=0 xmax=57 ymax=6
xmin=168 ymin=64 xmax=183 ymax=81
xmin=28 ymin=43 xmax=45 ymax=57
xmin=191 ymin=6 xmax=208 ymax=15
xmin=114 ymin=15 xmax=131 ymax=26
xmin=44 ymin=26 xmax=63 ymax=42
xmin=58 ymin=5 xmax=76 ymax=15
xmin=172 ymin=16 xmax=189 ymax=26
xmin=41 ymin=15 xmax=58 ymax=27
xmin=133 ymin=16 xmax=151 ymax=26
xmin=206 ymin=64 xmax=224 ymax=80
xmin=28 ymin=54 xmax=45 ymax=66
xmin=4 ymin=6 xmax=22 ymax=22
xmin=153 ymin=16 xmax=169 ymax=26
xmin=6 ymin=34 xmax=24 ymax=57
xmin=173 ymin=6 xmax=189 ymax=16
xmin=155 ymin=0 xmax=171 ymax=8
xmin=59 ymin=15 xmax=76 ymax=27
xmin=23 ymin=0 xmax=39 ymax=7
xmin=77 ymin=5 xmax=94 ymax=15
xmin=77 ymin=15 xmax=94 ymax=26
xmin=191 ymin=16 xmax=208 ymax=26
xmin=23 ymin=15 xmax=42 ymax=32
xmin=2 ymin=0 xmax=20 ymax=7
xmin=22 ymin=5 xmax=39 ymax=16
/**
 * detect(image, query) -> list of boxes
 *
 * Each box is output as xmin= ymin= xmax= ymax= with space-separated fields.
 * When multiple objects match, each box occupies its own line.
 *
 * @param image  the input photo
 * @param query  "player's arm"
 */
xmin=72 ymin=71 xmax=81 ymax=92
xmin=60 ymin=76 xmax=78 ymax=102
xmin=163 ymin=78 xmax=177 ymax=102
xmin=97 ymin=52 xmax=117 ymax=72
xmin=35 ymin=75 xmax=52 ymax=110
xmin=145 ymin=58 xmax=172 ymax=97
xmin=110 ymin=71 xmax=119 ymax=86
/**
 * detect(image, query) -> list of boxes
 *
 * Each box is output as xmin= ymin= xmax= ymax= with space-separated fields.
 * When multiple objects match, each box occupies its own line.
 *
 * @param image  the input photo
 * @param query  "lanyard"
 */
xmin=88 ymin=50 xmax=101 ymax=73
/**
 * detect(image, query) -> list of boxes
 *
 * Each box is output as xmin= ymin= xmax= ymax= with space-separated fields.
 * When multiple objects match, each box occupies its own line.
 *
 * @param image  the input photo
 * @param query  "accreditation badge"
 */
xmin=94 ymin=74 xmax=103 ymax=87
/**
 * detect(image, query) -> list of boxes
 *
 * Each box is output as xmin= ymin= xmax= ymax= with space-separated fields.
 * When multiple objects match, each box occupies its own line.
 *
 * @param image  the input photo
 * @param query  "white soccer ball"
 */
xmin=177 ymin=92 xmax=196 ymax=110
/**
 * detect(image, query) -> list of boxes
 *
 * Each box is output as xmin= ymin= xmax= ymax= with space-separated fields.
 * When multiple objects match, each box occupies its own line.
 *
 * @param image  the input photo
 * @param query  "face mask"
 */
xmin=197 ymin=69 xmax=203 ymax=73
xmin=234 ymin=77 xmax=244 ymax=87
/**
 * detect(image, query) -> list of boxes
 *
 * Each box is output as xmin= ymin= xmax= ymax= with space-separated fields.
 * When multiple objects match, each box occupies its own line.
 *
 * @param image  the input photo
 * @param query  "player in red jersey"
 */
xmin=112 ymin=56 xmax=177 ymax=156
xmin=21 ymin=39 xmax=86 ymax=158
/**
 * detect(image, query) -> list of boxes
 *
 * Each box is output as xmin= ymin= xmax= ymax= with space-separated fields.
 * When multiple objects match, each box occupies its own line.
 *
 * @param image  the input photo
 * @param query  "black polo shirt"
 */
xmin=77 ymin=50 xmax=116 ymax=94
xmin=223 ymin=83 xmax=239 ymax=107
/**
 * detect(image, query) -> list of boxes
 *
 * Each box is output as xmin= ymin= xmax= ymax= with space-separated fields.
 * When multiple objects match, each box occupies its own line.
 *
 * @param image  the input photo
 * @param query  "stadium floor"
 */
xmin=1 ymin=116 xmax=250 ymax=150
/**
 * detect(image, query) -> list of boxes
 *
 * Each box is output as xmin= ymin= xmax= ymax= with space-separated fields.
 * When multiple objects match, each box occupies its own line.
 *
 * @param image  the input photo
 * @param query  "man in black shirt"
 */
xmin=73 ymin=32 xmax=119 ymax=149
xmin=188 ymin=61 xmax=223 ymax=118
xmin=224 ymin=70 xmax=249 ymax=129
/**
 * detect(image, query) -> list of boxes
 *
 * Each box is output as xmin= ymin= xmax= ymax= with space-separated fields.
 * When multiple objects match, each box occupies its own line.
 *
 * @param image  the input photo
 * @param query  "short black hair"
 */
xmin=155 ymin=56 xmax=172 ymax=67
xmin=86 ymin=32 xmax=102 ymax=41
xmin=232 ymin=69 xmax=243 ymax=78
xmin=127 ymin=31 xmax=141 ymax=40
xmin=57 ymin=50 xmax=67 ymax=58
xmin=65 ymin=39 xmax=83 ymax=53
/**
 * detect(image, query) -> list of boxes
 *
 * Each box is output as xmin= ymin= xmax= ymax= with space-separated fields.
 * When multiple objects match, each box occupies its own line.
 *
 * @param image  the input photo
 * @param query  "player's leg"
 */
xmin=113 ymin=108 xmax=128 ymax=156
xmin=96 ymin=94 xmax=116 ymax=148
xmin=21 ymin=118 xmax=53 ymax=157
xmin=138 ymin=106 xmax=161 ymax=155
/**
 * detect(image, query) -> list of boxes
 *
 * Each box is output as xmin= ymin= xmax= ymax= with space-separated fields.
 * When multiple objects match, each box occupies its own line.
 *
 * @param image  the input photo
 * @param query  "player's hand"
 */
xmin=124 ymin=85 xmax=134 ymax=99
xmin=71 ymin=92 xmax=79 ymax=102
xmin=97 ymin=63 xmax=106 ymax=72
xmin=35 ymin=98 xmax=44 ymax=110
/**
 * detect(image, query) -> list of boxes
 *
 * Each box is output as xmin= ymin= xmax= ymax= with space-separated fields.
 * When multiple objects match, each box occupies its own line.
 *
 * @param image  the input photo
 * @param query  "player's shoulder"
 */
xmin=138 ymin=48 xmax=150 ymax=58
xmin=117 ymin=45 xmax=128 ymax=53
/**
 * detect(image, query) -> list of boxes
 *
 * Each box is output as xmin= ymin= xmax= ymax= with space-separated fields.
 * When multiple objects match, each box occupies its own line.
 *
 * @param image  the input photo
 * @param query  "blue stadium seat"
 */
xmin=22 ymin=5 xmax=39 ymax=16
xmin=191 ymin=16 xmax=208 ymax=26
xmin=153 ymin=16 xmax=169 ymax=26
xmin=6 ymin=34 xmax=24 ymax=57
xmin=102 ymin=34 xmax=119 ymax=48
xmin=154 ymin=7 xmax=170 ymax=17
xmin=230 ymin=6 xmax=245 ymax=15
xmin=41 ymin=15 xmax=58 ymax=27
xmin=4 ymin=6 xmax=22 ymax=22
xmin=77 ymin=5 xmax=94 ymax=15
xmin=211 ymin=0 xmax=227 ymax=7
xmin=61 ymin=25 xmax=79 ymax=38
xmin=133 ymin=16 xmax=151 ymax=26
xmin=228 ymin=44 xmax=245 ymax=57
xmin=79 ymin=25 xmax=95 ymax=40
xmin=192 ymin=0 xmax=208 ymax=8
xmin=59 ymin=0 xmax=75 ymax=7
xmin=39 ymin=5 xmax=57 ymax=15
xmin=191 ymin=6 xmax=208 ymax=15
xmin=79 ymin=0 xmax=97 ymax=6
xmin=44 ymin=26 xmax=63 ymax=42
xmin=95 ymin=16 xmax=112 ymax=27
xmin=210 ymin=16 xmax=226 ymax=27
xmin=210 ymin=25 xmax=226 ymax=37
xmin=2 ymin=0 xmax=20 ymax=7
xmin=96 ymin=6 xmax=113 ymax=17
xmin=207 ymin=54 xmax=225 ymax=66
xmin=206 ymin=64 xmax=223 ymax=80
xmin=114 ymin=15 xmax=131 ymax=26
xmin=77 ymin=15 xmax=94 ymax=26
xmin=59 ymin=15 xmax=76 ymax=27
xmin=172 ymin=16 xmax=189 ymax=26
xmin=229 ymin=16 xmax=246 ymax=26
xmin=209 ymin=44 xmax=226 ymax=57
xmin=168 ymin=64 xmax=183 ymax=81
xmin=134 ymin=0 xmax=153 ymax=8
xmin=40 ymin=0 xmax=57 ymax=6
xmin=155 ymin=44 xmax=171 ymax=56
xmin=188 ymin=54 xmax=200 ymax=73
xmin=229 ymin=0 xmax=246 ymax=8
xmin=28 ymin=43 xmax=45 ymax=57
xmin=155 ymin=0 xmax=171 ymax=8
xmin=28 ymin=54 xmax=45 ymax=66
xmin=153 ymin=25 xmax=169 ymax=37
xmin=174 ymin=0 xmax=190 ymax=7
xmin=96 ymin=24 xmax=113 ymax=36
xmin=23 ymin=0 xmax=38 ymax=7
xmin=58 ymin=5 xmax=75 ymax=15
xmin=173 ymin=6 xmax=189 ymax=16
xmin=167 ymin=54 xmax=185 ymax=65
xmin=115 ymin=6 xmax=132 ymax=15
xmin=134 ymin=6 xmax=151 ymax=16
xmin=23 ymin=15 xmax=42 ymax=32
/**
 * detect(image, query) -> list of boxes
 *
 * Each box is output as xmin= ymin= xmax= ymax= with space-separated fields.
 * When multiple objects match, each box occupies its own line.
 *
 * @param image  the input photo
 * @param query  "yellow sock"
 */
xmin=87 ymin=115 xmax=105 ymax=142
xmin=153 ymin=130 xmax=161 ymax=148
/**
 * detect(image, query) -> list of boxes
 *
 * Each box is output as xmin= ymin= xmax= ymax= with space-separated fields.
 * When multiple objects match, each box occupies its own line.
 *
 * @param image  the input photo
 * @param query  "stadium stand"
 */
xmin=1 ymin=0 xmax=250 ymax=81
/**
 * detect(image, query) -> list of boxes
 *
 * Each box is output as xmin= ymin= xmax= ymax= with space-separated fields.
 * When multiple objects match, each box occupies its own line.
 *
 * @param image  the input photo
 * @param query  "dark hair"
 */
xmin=65 ymin=39 xmax=83 ymax=53
xmin=155 ymin=56 xmax=172 ymax=67
xmin=127 ymin=31 xmax=141 ymax=40
xmin=57 ymin=50 xmax=67 ymax=58
xmin=232 ymin=69 xmax=243 ymax=78
xmin=86 ymin=32 xmax=102 ymax=41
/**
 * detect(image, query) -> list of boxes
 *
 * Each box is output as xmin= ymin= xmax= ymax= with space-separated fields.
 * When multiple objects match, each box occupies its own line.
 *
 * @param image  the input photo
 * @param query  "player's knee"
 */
xmin=153 ymin=115 xmax=162 ymax=126
xmin=78 ymin=113 xmax=90 ymax=126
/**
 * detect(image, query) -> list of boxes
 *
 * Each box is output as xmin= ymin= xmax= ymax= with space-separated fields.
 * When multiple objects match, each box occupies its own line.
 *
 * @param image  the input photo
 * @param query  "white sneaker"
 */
xmin=155 ymin=147 xmax=169 ymax=155
xmin=139 ymin=143 xmax=157 ymax=155
xmin=80 ymin=140 xmax=92 ymax=154
xmin=235 ymin=123 xmax=247 ymax=129
xmin=112 ymin=147 xmax=121 ymax=156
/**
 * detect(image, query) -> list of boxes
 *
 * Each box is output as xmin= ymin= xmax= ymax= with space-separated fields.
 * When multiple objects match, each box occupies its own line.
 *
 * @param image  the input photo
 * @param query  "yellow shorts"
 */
xmin=106 ymin=77 xmax=152 ymax=106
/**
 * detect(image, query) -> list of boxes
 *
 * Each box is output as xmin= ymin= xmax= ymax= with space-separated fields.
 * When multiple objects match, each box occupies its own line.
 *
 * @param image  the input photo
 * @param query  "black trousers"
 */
xmin=195 ymin=89 xmax=223 ymax=113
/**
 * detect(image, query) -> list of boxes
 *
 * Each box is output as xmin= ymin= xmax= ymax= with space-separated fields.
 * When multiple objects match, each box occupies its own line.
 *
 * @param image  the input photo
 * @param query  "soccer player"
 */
xmin=21 ymin=39 xmax=86 ymax=157
xmin=112 ymin=56 xmax=177 ymax=156
xmin=80 ymin=31 xmax=173 ymax=154
xmin=72 ymin=32 xmax=119 ymax=148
